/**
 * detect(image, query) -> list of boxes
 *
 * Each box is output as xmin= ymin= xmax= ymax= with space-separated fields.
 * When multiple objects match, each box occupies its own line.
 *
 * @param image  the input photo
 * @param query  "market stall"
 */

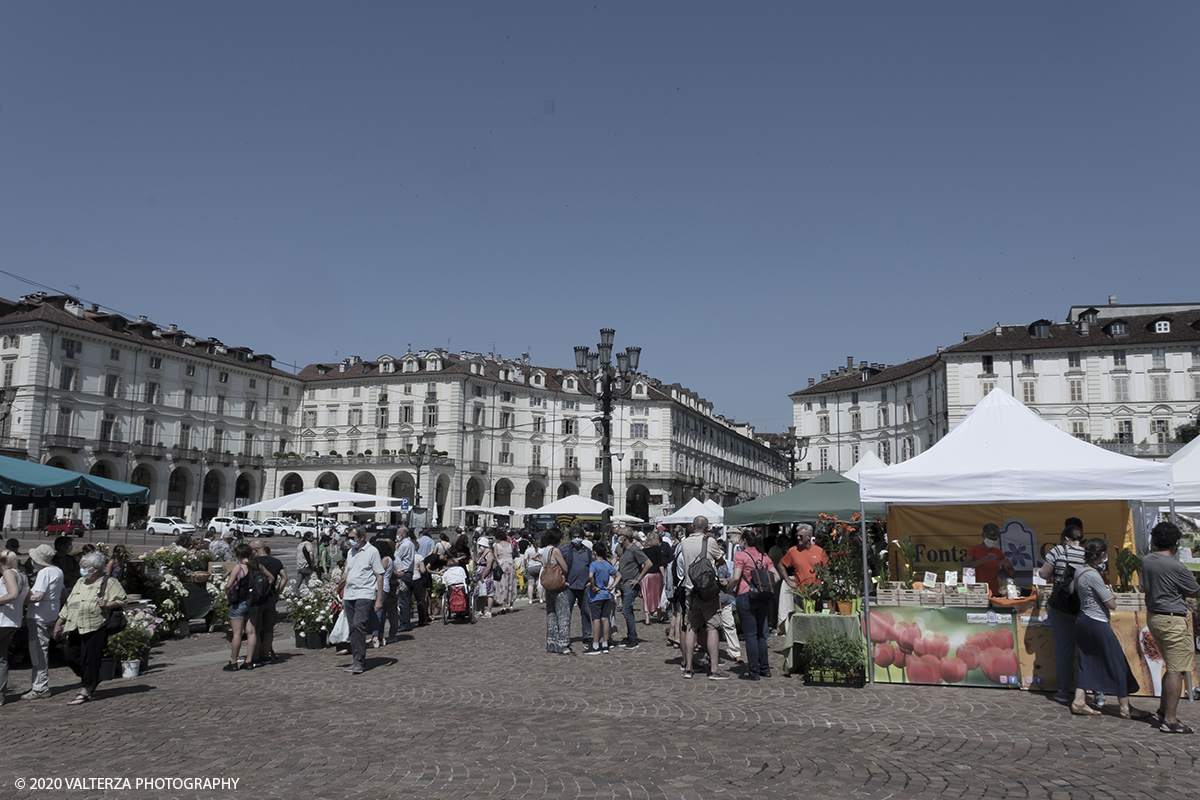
xmin=859 ymin=389 xmax=1176 ymax=692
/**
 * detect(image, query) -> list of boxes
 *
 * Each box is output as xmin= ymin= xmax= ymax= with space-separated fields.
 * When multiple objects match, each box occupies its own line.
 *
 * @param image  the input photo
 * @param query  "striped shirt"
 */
xmin=1044 ymin=544 xmax=1086 ymax=584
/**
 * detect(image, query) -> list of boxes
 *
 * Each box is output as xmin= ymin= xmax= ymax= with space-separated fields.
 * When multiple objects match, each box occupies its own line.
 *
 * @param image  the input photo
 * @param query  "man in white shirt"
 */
xmin=296 ymin=533 xmax=317 ymax=586
xmin=394 ymin=529 xmax=417 ymax=631
xmin=24 ymin=545 xmax=64 ymax=699
xmin=335 ymin=527 xmax=383 ymax=674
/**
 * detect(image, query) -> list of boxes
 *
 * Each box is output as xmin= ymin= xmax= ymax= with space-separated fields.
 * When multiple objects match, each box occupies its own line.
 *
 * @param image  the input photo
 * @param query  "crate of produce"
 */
xmin=874 ymin=589 xmax=898 ymax=606
xmin=942 ymin=591 xmax=968 ymax=607
xmin=919 ymin=588 xmax=944 ymax=606
xmin=1114 ymin=593 xmax=1145 ymax=610
xmin=966 ymin=595 xmax=990 ymax=607
xmin=897 ymin=589 xmax=920 ymax=606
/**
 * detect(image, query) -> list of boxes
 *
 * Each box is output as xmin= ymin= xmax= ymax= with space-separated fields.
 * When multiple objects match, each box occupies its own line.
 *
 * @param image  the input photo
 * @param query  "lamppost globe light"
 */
xmin=599 ymin=328 xmax=615 ymax=348
xmin=574 ymin=345 xmax=589 ymax=370
xmin=586 ymin=352 xmax=599 ymax=373
xmin=616 ymin=351 xmax=630 ymax=374
xmin=597 ymin=340 xmax=612 ymax=365
xmin=626 ymin=346 xmax=641 ymax=372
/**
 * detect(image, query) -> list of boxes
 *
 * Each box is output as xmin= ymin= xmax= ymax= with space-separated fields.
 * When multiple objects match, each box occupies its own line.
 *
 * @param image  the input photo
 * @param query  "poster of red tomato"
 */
xmin=870 ymin=607 xmax=1021 ymax=688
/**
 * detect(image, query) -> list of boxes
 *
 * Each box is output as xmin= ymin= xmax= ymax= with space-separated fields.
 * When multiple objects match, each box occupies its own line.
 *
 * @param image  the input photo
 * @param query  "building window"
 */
xmin=1115 ymin=420 xmax=1133 ymax=444
xmin=531 ymin=396 xmax=544 ymax=407
xmin=144 ymin=382 xmax=161 ymax=405
xmin=326 ymin=406 xmax=338 ymax=426
xmin=142 ymin=417 xmax=156 ymax=444
xmin=1021 ymin=354 xmax=1035 ymax=372
xmin=632 ymin=405 xmax=647 ymax=415
xmin=375 ymin=407 xmax=386 ymax=428
xmin=244 ymin=431 xmax=255 ymax=455
xmin=562 ymin=418 xmax=577 ymax=435
xmin=1113 ymin=350 xmax=1126 ymax=367
xmin=1021 ymin=381 xmax=1036 ymax=404
xmin=879 ymin=440 xmax=892 ymax=465
xmin=303 ymin=409 xmax=317 ymax=427
xmin=1151 ymin=374 xmax=1169 ymax=401
xmin=905 ymin=402 xmax=915 ymax=423
xmin=3 ymin=361 xmax=13 ymax=387
xmin=104 ymin=374 xmax=122 ymax=398
xmin=400 ymin=405 xmax=413 ymax=423
xmin=351 ymin=385 xmax=360 ymax=398
xmin=563 ymin=400 xmax=577 ymax=410
xmin=850 ymin=412 xmax=861 ymax=431
xmin=216 ymin=395 xmax=226 ymax=415
xmin=61 ymin=338 xmax=81 ymax=359
xmin=247 ymin=400 xmax=259 ymax=420
xmin=248 ymin=378 xmax=257 ymax=390
xmin=1111 ymin=322 xmax=1126 ymax=335
xmin=348 ymin=407 xmax=362 ymax=426
xmin=306 ymin=388 xmax=316 ymax=400
xmin=282 ymin=385 xmax=290 ymax=396
xmin=499 ymin=441 xmax=513 ymax=465
xmin=501 ymin=391 xmax=513 ymax=403
xmin=819 ymin=396 xmax=827 ymax=409
xmin=218 ymin=371 xmax=229 ymax=383
xmin=532 ymin=416 xmax=545 ymax=433
xmin=180 ymin=387 xmax=192 ymax=410
xmin=877 ymin=407 xmax=889 ymax=428
xmin=500 ymin=411 xmax=514 ymax=429
xmin=631 ymin=450 xmax=646 ymax=471
xmin=100 ymin=412 xmax=120 ymax=442
xmin=59 ymin=366 xmax=78 ymax=391
xmin=901 ymin=436 xmax=914 ymax=461
xmin=149 ymin=356 xmax=162 ymax=370
xmin=424 ymin=404 xmax=438 ymax=428
xmin=107 ymin=348 xmax=119 ymax=361
xmin=179 ymin=423 xmax=192 ymax=449
xmin=565 ymin=378 xmax=575 ymax=390
xmin=1194 ymin=374 xmax=1200 ymax=401
xmin=1152 ymin=348 xmax=1166 ymax=367
xmin=1070 ymin=420 xmax=1088 ymax=441
xmin=976 ymin=355 xmax=990 ymax=374
xmin=56 ymin=406 xmax=72 ymax=435
xmin=472 ymin=405 xmax=484 ymax=427
xmin=1152 ymin=420 xmax=1170 ymax=443
xmin=819 ymin=448 xmax=829 ymax=470
xmin=1155 ymin=320 xmax=1170 ymax=333
xmin=981 ymin=381 xmax=995 ymax=397
xmin=851 ymin=443 xmax=860 ymax=464
xmin=818 ymin=416 xmax=830 ymax=434
xmin=1068 ymin=352 xmax=1081 ymax=369
xmin=632 ymin=422 xmax=647 ymax=439
xmin=804 ymin=401 xmax=812 ymax=411
xmin=1069 ymin=379 xmax=1084 ymax=403
xmin=531 ymin=444 xmax=542 ymax=467
xmin=1113 ymin=376 xmax=1130 ymax=402
xmin=564 ymin=447 xmax=577 ymax=469
xmin=1033 ymin=323 xmax=1050 ymax=339
xmin=880 ymin=387 xmax=888 ymax=402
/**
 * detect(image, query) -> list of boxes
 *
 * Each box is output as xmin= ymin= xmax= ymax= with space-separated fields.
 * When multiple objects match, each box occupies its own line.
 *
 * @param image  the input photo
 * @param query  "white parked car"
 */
xmin=147 ymin=516 xmax=196 ymax=536
xmin=206 ymin=516 xmax=240 ymax=537
xmin=263 ymin=517 xmax=297 ymax=536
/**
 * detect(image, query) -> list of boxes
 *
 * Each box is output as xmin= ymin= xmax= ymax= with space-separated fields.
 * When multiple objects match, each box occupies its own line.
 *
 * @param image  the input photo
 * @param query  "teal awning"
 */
xmin=724 ymin=470 xmax=886 ymax=526
xmin=0 ymin=455 xmax=149 ymax=509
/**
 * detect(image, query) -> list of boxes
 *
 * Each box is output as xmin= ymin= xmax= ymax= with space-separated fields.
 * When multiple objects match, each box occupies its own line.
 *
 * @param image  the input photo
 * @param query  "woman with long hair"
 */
xmin=223 ymin=543 xmax=269 ymax=672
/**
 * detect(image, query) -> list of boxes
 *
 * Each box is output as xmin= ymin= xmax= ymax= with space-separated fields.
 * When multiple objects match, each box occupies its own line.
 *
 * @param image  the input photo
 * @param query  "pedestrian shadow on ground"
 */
xmin=92 ymin=684 xmax=155 ymax=702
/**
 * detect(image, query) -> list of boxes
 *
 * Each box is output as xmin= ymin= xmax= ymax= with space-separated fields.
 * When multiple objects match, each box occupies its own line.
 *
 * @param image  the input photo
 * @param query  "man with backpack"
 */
xmin=250 ymin=540 xmax=287 ymax=668
xmin=679 ymin=516 xmax=728 ymax=680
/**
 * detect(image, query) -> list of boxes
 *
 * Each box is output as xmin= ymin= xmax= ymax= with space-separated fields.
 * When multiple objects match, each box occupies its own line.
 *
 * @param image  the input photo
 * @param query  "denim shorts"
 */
xmin=229 ymin=599 xmax=252 ymax=620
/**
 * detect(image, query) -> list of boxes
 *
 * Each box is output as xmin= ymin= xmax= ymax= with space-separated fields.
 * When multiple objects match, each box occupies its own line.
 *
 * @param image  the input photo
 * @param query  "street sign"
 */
xmin=399 ymin=498 xmax=411 ymax=511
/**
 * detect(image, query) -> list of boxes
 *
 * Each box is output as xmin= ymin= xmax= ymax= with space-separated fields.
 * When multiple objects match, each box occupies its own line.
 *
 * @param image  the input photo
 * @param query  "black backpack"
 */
xmin=688 ymin=545 xmax=719 ymax=602
xmin=744 ymin=551 xmax=774 ymax=601
xmin=246 ymin=566 xmax=274 ymax=607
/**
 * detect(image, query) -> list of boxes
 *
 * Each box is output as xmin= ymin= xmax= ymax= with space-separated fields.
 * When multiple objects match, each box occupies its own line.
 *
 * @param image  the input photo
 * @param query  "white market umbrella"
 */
xmin=702 ymin=499 xmax=725 ymax=524
xmin=452 ymin=505 xmax=492 ymax=514
xmin=535 ymin=495 xmax=614 ymax=516
xmin=657 ymin=497 xmax=712 ymax=525
xmin=238 ymin=487 xmax=385 ymax=514
xmin=613 ymin=513 xmax=646 ymax=524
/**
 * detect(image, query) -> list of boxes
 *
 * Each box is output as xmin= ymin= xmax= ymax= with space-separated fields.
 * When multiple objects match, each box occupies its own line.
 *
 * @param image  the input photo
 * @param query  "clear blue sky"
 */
xmin=2 ymin=3 xmax=1197 ymax=432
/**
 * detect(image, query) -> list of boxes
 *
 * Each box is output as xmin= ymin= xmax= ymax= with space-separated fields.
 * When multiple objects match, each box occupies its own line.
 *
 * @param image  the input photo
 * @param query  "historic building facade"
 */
xmin=0 ymin=293 xmax=787 ymax=528
xmin=791 ymin=300 xmax=1200 ymax=479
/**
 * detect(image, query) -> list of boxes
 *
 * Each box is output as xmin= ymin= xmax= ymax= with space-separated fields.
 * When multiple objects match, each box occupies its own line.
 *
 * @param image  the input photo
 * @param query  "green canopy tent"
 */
xmin=723 ymin=470 xmax=886 ymax=526
xmin=0 ymin=455 xmax=149 ymax=511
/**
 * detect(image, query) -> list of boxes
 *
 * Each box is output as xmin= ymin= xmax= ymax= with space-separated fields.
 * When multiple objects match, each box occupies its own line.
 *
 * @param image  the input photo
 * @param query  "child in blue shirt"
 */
xmin=586 ymin=541 xmax=617 ymax=654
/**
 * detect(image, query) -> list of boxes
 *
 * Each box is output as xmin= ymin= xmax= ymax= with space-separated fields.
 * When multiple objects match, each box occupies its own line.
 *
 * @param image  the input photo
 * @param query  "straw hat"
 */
xmin=30 ymin=544 xmax=56 ymax=568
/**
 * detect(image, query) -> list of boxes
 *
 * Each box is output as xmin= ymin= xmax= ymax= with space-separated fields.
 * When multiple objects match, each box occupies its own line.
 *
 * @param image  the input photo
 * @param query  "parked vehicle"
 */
xmin=262 ymin=517 xmax=296 ymax=536
xmin=206 ymin=516 xmax=240 ymax=537
xmin=147 ymin=516 xmax=197 ymax=536
xmin=44 ymin=518 xmax=86 ymax=537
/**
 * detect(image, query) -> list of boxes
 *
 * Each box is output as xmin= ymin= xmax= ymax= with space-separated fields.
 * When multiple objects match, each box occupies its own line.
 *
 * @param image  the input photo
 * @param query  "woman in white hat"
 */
xmin=23 ymin=545 xmax=64 ymax=700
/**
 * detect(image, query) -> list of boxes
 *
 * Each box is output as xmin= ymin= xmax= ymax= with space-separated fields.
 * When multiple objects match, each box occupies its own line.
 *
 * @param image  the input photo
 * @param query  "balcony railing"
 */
xmin=0 ymin=437 xmax=28 ymax=454
xmin=1096 ymin=442 xmax=1184 ymax=458
xmin=171 ymin=446 xmax=201 ymax=462
xmin=44 ymin=434 xmax=85 ymax=450
xmin=132 ymin=442 xmax=166 ymax=459
xmin=239 ymin=454 xmax=265 ymax=468
xmin=93 ymin=438 xmax=130 ymax=455
xmin=527 ymin=466 xmax=548 ymax=479
xmin=205 ymin=450 xmax=232 ymax=465
xmin=560 ymin=466 xmax=581 ymax=480
xmin=268 ymin=453 xmax=456 ymax=469
xmin=469 ymin=460 xmax=488 ymax=474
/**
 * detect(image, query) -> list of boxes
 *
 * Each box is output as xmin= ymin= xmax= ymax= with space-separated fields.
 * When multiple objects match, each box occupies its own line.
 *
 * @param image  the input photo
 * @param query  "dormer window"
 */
xmin=1032 ymin=322 xmax=1050 ymax=339
xmin=1082 ymin=310 xmax=1098 ymax=324
xmin=403 ymin=359 xmax=418 ymax=373
xmin=1110 ymin=322 xmax=1126 ymax=336
xmin=565 ymin=378 xmax=575 ymax=390
xmin=1155 ymin=320 xmax=1170 ymax=334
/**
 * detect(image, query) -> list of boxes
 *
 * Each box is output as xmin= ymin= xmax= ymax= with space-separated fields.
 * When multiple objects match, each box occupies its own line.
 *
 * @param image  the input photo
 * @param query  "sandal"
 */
xmin=1120 ymin=708 xmax=1154 ymax=721
xmin=1160 ymin=721 xmax=1195 ymax=734
xmin=67 ymin=692 xmax=90 ymax=705
xmin=1070 ymin=704 xmax=1101 ymax=716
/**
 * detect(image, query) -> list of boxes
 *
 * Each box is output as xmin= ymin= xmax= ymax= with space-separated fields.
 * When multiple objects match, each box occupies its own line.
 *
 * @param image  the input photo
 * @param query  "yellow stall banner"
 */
xmin=888 ymin=501 xmax=1132 ymax=584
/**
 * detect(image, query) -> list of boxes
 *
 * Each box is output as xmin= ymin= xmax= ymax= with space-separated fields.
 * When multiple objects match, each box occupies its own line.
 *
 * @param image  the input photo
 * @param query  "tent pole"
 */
xmin=861 ymin=502 xmax=872 ymax=684
xmin=1169 ymin=499 xmax=1177 ymax=526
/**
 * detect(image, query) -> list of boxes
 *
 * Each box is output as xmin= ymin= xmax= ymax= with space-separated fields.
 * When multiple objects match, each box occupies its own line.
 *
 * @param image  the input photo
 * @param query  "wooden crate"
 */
xmin=897 ymin=590 xmax=920 ymax=606
xmin=1114 ymin=593 xmax=1145 ymax=610
xmin=874 ymin=589 xmax=898 ymax=606
xmin=966 ymin=595 xmax=990 ymax=607
xmin=942 ymin=592 xmax=968 ymax=607
xmin=919 ymin=589 xmax=944 ymax=606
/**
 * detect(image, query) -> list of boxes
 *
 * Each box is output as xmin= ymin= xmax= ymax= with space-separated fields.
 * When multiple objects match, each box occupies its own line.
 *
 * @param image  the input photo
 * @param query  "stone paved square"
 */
xmin=4 ymin=602 xmax=1198 ymax=800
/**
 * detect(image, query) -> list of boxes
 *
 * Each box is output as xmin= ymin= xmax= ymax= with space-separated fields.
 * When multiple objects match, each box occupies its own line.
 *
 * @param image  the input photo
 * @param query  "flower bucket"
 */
xmin=176 ymin=618 xmax=191 ymax=637
xmin=801 ymin=600 xmax=817 ymax=614
xmin=836 ymin=600 xmax=856 ymax=616
xmin=304 ymin=629 xmax=326 ymax=650
xmin=120 ymin=660 xmax=141 ymax=679
xmin=100 ymin=658 xmax=116 ymax=682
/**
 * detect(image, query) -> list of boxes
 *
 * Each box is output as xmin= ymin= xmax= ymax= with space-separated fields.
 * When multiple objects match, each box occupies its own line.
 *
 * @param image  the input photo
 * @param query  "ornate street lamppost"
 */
xmin=404 ymin=432 xmax=437 ymax=523
xmin=574 ymin=328 xmax=641 ymax=530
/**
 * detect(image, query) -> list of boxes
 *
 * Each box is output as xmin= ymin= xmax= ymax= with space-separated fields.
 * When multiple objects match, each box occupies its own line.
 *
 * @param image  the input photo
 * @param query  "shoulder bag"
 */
xmin=99 ymin=576 xmax=127 ymax=633
xmin=540 ymin=548 xmax=567 ymax=592
xmin=1047 ymin=547 xmax=1080 ymax=615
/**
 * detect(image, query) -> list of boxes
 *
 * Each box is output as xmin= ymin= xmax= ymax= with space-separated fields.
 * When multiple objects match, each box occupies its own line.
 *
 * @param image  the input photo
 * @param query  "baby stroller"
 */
xmin=441 ymin=565 xmax=476 ymax=624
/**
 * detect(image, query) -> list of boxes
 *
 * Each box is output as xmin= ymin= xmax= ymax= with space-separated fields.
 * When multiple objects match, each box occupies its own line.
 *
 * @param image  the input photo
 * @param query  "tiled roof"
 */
xmin=0 ymin=296 xmax=295 ymax=377
xmin=790 ymin=353 xmax=941 ymax=398
xmin=945 ymin=309 xmax=1200 ymax=353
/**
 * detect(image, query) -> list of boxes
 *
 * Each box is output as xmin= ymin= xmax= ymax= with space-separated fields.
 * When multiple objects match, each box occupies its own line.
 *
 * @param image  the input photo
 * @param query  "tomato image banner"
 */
xmin=870 ymin=607 xmax=1021 ymax=688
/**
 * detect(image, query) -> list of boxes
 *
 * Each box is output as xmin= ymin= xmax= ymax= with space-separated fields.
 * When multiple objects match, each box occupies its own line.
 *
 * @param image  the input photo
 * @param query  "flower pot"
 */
xmin=100 ymin=657 xmax=116 ymax=682
xmin=801 ymin=600 xmax=817 ymax=614
xmin=120 ymin=659 xmax=141 ymax=679
xmin=304 ymin=629 xmax=326 ymax=650
xmin=140 ymin=653 xmax=150 ymax=672
xmin=176 ymin=618 xmax=191 ymax=637
xmin=836 ymin=600 xmax=856 ymax=616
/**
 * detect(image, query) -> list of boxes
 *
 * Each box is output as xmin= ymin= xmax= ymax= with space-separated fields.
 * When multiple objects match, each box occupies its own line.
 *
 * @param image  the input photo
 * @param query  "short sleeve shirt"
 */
xmin=733 ymin=548 xmax=772 ymax=596
xmin=27 ymin=565 xmax=64 ymax=624
xmin=966 ymin=544 xmax=1004 ymax=594
xmin=617 ymin=543 xmax=649 ymax=582
xmin=679 ymin=534 xmax=723 ymax=590
xmin=1072 ymin=566 xmax=1113 ymax=622
xmin=780 ymin=545 xmax=828 ymax=587
xmin=588 ymin=560 xmax=617 ymax=603
xmin=1044 ymin=544 xmax=1086 ymax=584
xmin=563 ymin=544 xmax=593 ymax=590
xmin=1142 ymin=551 xmax=1200 ymax=615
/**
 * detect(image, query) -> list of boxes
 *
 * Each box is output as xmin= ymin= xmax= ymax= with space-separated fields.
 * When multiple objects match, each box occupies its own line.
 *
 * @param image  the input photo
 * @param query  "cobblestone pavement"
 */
xmin=3 ymin=601 xmax=1198 ymax=800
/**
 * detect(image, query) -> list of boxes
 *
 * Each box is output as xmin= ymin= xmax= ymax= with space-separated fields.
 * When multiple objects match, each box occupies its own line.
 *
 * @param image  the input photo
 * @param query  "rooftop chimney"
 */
xmin=847 ymin=356 xmax=854 ymax=369
xmin=1108 ymin=295 xmax=1118 ymax=306
xmin=807 ymin=378 xmax=814 ymax=387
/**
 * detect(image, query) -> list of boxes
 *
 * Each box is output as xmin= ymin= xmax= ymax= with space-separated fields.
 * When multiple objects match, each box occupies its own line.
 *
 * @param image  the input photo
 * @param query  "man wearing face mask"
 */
xmin=963 ymin=523 xmax=1016 ymax=596
xmin=334 ymin=527 xmax=384 ymax=675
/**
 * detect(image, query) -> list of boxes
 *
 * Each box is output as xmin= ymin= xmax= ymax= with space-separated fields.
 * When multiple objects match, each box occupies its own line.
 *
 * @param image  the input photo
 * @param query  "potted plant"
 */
xmin=803 ymin=628 xmax=866 ymax=687
xmin=1114 ymin=545 xmax=1142 ymax=593
xmin=282 ymin=579 xmax=337 ymax=649
xmin=106 ymin=628 xmax=152 ymax=678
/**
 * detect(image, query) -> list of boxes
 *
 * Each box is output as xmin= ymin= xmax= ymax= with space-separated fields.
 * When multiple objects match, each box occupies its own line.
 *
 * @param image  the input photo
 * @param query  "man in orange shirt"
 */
xmin=963 ymin=523 xmax=1015 ymax=595
xmin=776 ymin=524 xmax=828 ymax=592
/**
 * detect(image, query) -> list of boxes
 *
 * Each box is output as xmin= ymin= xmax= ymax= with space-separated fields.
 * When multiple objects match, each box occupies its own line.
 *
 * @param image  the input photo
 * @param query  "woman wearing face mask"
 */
xmin=962 ymin=523 xmax=1016 ymax=596
xmin=0 ymin=548 xmax=31 ymax=706
xmin=1069 ymin=538 xmax=1149 ymax=719
xmin=1038 ymin=525 xmax=1088 ymax=704
xmin=53 ymin=551 xmax=126 ymax=705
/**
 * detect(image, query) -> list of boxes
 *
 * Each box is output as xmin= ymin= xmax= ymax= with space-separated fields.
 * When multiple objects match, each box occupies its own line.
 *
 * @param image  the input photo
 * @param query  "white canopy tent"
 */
xmin=702 ymin=498 xmax=725 ymax=525
xmin=859 ymin=389 xmax=1173 ymax=505
xmin=612 ymin=513 xmax=646 ymax=524
xmin=1166 ymin=437 xmax=1200 ymax=510
xmin=843 ymin=450 xmax=887 ymax=483
xmin=657 ymin=497 xmax=713 ymax=526
xmin=237 ymin=487 xmax=387 ymax=514
xmin=535 ymin=495 xmax=613 ymax=516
